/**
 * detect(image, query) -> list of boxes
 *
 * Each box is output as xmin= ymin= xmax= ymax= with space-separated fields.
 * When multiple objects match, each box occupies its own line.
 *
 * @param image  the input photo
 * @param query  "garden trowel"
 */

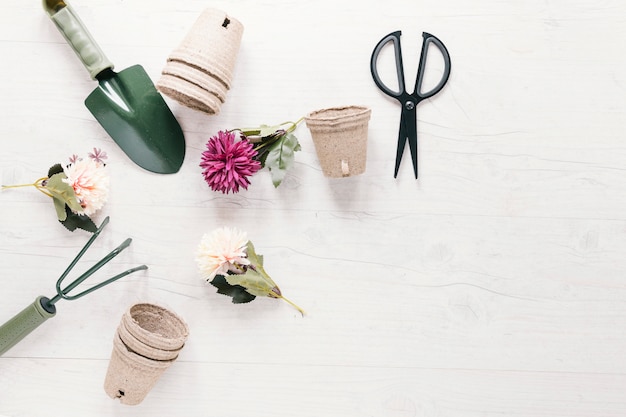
xmin=43 ymin=0 xmax=185 ymax=174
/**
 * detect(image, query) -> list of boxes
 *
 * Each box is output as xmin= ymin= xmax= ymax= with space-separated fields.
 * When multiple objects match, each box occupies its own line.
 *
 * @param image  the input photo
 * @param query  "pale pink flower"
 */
xmin=196 ymin=227 xmax=250 ymax=281
xmin=62 ymin=158 xmax=109 ymax=216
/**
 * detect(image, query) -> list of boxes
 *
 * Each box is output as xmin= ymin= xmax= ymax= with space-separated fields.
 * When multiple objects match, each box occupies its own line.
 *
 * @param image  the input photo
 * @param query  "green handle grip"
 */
xmin=0 ymin=296 xmax=56 ymax=356
xmin=43 ymin=0 xmax=114 ymax=79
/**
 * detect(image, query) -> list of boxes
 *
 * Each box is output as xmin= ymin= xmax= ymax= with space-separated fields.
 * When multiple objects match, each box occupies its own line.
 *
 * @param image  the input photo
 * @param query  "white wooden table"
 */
xmin=1 ymin=0 xmax=625 ymax=415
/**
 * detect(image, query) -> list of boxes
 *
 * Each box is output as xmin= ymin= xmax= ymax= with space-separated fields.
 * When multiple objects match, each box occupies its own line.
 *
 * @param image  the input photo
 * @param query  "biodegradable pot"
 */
xmin=116 ymin=322 xmax=181 ymax=362
xmin=159 ymin=61 xmax=226 ymax=114
xmin=305 ymin=106 xmax=372 ymax=177
xmin=121 ymin=303 xmax=189 ymax=351
xmin=104 ymin=303 xmax=189 ymax=405
xmin=157 ymin=8 xmax=243 ymax=114
xmin=104 ymin=334 xmax=175 ymax=406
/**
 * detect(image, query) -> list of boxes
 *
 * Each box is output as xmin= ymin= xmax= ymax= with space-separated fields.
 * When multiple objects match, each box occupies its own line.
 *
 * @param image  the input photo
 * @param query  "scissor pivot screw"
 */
xmin=405 ymin=101 xmax=415 ymax=110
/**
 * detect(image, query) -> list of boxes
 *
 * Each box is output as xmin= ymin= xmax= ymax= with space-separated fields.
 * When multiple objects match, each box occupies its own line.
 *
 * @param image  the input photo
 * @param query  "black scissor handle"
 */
xmin=370 ymin=31 xmax=451 ymax=102
xmin=415 ymin=32 xmax=451 ymax=99
xmin=370 ymin=30 xmax=406 ymax=99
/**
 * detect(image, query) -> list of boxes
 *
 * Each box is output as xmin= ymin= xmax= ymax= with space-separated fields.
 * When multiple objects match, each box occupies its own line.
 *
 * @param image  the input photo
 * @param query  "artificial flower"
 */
xmin=88 ymin=147 xmax=108 ymax=164
xmin=2 ymin=148 xmax=110 ymax=233
xmin=63 ymin=156 xmax=109 ymax=216
xmin=200 ymin=130 xmax=261 ymax=194
xmin=200 ymin=118 xmax=303 ymax=193
xmin=196 ymin=227 xmax=305 ymax=315
xmin=196 ymin=227 xmax=250 ymax=281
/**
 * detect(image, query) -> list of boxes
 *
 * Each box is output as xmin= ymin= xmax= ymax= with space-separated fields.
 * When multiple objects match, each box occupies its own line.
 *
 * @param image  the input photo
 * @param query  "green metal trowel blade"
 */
xmin=85 ymin=65 xmax=185 ymax=174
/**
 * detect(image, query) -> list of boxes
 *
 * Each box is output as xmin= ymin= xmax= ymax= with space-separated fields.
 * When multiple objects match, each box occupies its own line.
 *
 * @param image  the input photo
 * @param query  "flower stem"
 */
xmin=2 ymin=177 xmax=53 ymax=197
xmin=253 ymin=140 xmax=274 ymax=152
xmin=2 ymin=183 xmax=36 ymax=189
xmin=279 ymin=294 xmax=306 ymax=316
xmin=282 ymin=117 xmax=304 ymax=134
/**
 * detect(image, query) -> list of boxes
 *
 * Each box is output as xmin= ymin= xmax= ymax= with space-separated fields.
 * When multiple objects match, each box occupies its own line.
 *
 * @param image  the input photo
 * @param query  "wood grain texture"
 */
xmin=1 ymin=0 xmax=626 ymax=415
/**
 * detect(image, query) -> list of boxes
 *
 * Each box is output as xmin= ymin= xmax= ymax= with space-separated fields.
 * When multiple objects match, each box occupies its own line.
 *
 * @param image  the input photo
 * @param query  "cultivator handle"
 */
xmin=0 ymin=297 xmax=56 ymax=356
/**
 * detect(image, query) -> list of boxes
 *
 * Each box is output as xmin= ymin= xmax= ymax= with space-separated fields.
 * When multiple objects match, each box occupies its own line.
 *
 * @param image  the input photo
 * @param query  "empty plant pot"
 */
xmin=104 ymin=334 xmax=175 ymax=405
xmin=121 ymin=303 xmax=189 ymax=352
xmin=157 ymin=8 xmax=243 ymax=114
xmin=104 ymin=303 xmax=189 ymax=405
xmin=116 ymin=322 xmax=181 ymax=362
xmin=304 ymin=106 xmax=372 ymax=177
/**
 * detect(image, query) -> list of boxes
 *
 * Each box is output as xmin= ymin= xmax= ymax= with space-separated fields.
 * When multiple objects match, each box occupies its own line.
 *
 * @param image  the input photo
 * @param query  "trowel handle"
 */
xmin=43 ymin=0 xmax=114 ymax=80
xmin=0 ymin=296 xmax=56 ymax=356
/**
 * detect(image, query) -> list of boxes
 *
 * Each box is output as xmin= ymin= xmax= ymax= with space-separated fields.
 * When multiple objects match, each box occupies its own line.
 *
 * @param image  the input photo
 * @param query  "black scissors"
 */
xmin=371 ymin=31 xmax=451 ymax=178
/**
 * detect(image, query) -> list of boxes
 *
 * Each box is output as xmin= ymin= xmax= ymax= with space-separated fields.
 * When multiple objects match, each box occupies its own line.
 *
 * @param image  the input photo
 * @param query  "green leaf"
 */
xmin=59 ymin=205 xmax=98 ymax=233
xmin=48 ymin=163 xmax=64 ymax=177
xmin=259 ymin=124 xmax=281 ymax=137
xmin=207 ymin=242 xmax=278 ymax=303
xmin=238 ymin=128 xmax=260 ymax=135
xmin=210 ymin=274 xmax=256 ymax=304
xmin=45 ymin=173 xmax=83 ymax=214
xmin=245 ymin=240 xmax=262 ymax=265
xmin=225 ymin=267 xmax=274 ymax=298
xmin=238 ymin=124 xmax=281 ymax=138
xmin=263 ymin=132 xmax=301 ymax=187
xmin=43 ymin=171 xmax=96 ymax=232
xmin=225 ymin=241 xmax=279 ymax=297
xmin=52 ymin=196 xmax=68 ymax=221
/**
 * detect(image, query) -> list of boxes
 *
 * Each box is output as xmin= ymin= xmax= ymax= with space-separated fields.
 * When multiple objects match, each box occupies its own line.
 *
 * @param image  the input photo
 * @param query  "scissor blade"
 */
xmin=394 ymin=115 xmax=407 ymax=178
xmin=394 ymin=108 xmax=418 ymax=178
xmin=405 ymin=108 xmax=418 ymax=178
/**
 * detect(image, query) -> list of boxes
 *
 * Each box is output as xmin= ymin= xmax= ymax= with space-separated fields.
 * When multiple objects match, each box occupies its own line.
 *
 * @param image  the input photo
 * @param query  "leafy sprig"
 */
xmin=235 ymin=118 xmax=303 ymax=188
xmin=2 ymin=150 xmax=108 ymax=233
xmin=46 ymin=164 xmax=97 ymax=232
xmin=209 ymin=241 xmax=305 ymax=315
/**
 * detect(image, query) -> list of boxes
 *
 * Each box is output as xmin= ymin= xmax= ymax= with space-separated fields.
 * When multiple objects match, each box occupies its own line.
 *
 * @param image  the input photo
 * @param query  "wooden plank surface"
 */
xmin=1 ymin=0 xmax=625 ymax=415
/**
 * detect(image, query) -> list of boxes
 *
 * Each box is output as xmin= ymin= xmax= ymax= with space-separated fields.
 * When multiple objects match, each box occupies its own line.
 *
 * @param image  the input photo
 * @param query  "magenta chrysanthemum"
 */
xmin=200 ymin=130 xmax=261 ymax=194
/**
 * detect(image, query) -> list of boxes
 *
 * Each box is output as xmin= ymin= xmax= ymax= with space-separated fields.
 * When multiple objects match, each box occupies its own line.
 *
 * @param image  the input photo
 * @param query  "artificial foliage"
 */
xmin=1 ymin=149 xmax=109 ymax=233
xmin=197 ymin=227 xmax=304 ymax=315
